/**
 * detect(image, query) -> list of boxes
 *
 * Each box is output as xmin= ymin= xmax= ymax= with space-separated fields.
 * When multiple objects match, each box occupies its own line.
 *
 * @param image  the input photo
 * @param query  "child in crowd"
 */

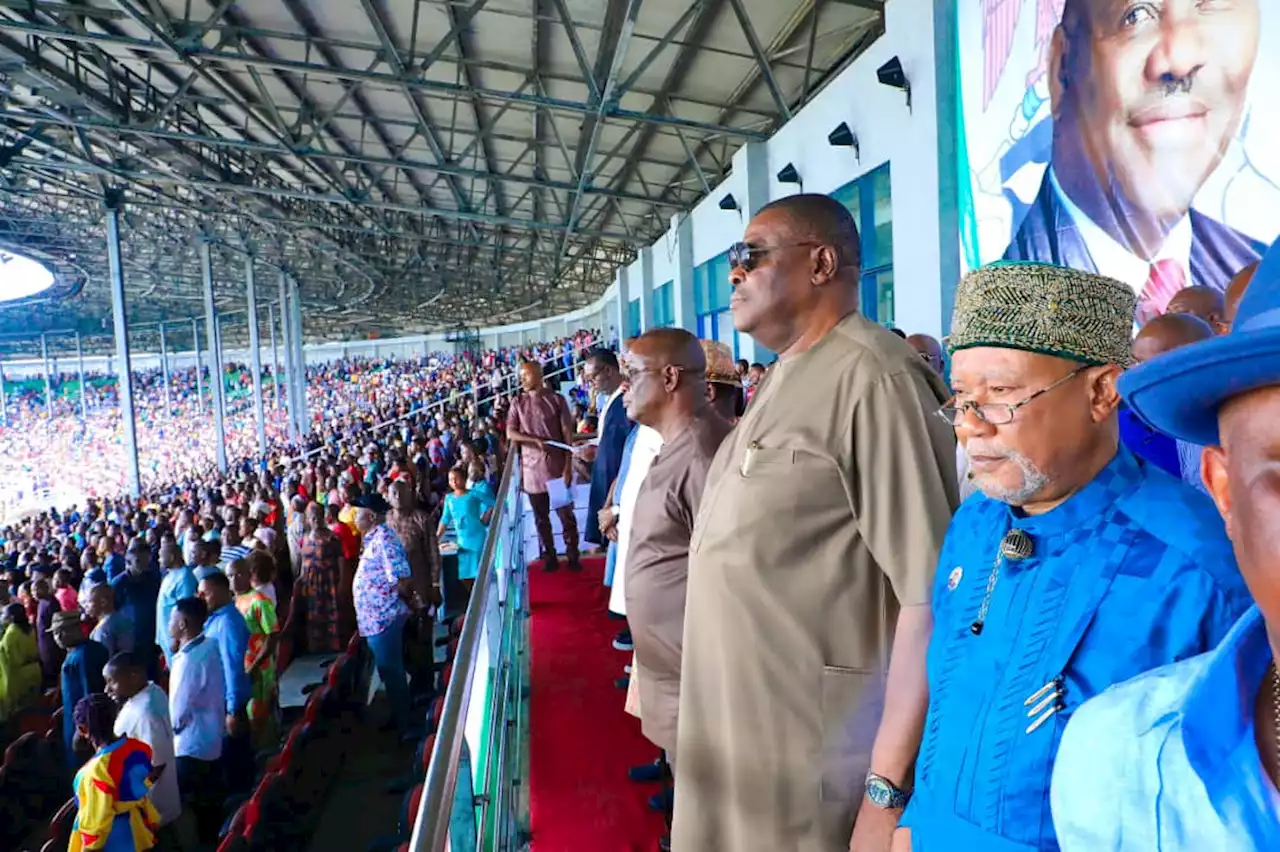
xmin=229 ymin=554 xmax=280 ymax=751
xmin=438 ymin=466 xmax=495 ymax=596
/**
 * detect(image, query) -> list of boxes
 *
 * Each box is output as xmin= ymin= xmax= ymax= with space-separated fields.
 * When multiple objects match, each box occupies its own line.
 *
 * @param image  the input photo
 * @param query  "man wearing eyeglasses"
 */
xmin=891 ymin=262 xmax=1249 ymax=852
xmin=673 ymin=194 xmax=958 ymax=852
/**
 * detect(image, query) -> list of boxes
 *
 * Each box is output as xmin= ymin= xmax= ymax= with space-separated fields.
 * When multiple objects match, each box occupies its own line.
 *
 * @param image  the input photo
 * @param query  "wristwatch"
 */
xmin=865 ymin=772 xmax=911 ymax=809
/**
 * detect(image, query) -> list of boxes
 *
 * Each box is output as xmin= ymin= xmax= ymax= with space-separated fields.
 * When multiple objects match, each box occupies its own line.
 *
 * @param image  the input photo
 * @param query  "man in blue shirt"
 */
xmin=109 ymin=537 xmax=161 ymax=674
xmin=170 ymin=595 xmax=227 ymax=845
xmin=1052 ymin=243 xmax=1280 ymax=849
xmin=50 ymin=609 xmax=109 ymax=767
xmin=156 ymin=533 xmax=197 ymax=666
xmin=197 ymin=570 xmax=252 ymax=795
xmin=893 ymin=263 xmax=1251 ymax=852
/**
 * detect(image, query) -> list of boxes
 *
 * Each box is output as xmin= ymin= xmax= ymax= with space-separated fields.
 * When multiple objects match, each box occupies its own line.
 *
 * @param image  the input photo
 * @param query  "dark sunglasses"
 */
xmin=727 ymin=241 xmax=821 ymax=272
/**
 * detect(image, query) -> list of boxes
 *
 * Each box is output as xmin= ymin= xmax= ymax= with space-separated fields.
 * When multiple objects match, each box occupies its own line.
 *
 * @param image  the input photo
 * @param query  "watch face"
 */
xmin=867 ymin=777 xmax=894 ymax=807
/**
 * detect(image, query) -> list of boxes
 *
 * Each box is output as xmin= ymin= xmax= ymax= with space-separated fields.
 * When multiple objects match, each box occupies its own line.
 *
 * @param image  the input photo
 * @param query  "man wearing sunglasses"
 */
xmin=673 ymin=194 xmax=958 ymax=852
xmin=891 ymin=262 xmax=1249 ymax=852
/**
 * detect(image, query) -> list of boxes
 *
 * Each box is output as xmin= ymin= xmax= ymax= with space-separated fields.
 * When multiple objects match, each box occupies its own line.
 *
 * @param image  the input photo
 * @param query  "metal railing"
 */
xmin=286 ymin=342 xmax=599 ymax=464
xmin=410 ymin=440 xmax=531 ymax=851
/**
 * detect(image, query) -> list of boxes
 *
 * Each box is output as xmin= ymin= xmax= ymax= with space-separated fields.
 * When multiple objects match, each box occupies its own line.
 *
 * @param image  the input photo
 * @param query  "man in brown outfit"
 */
xmin=674 ymin=194 xmax=958 ymax=852
xmin=506 ymin=360 xmax=582 ymax=571
xmin=623 ymin=328 xmax=734 ymax=849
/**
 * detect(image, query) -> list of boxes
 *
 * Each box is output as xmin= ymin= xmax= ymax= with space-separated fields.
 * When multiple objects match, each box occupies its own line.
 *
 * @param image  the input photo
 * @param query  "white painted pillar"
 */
xmin=670 ymin=213 xmax=696 ymax=333
xmin=732 ymin=140 xmax=772 ymax=363
xmin=637 ymin=247 xmax=655 ymax=333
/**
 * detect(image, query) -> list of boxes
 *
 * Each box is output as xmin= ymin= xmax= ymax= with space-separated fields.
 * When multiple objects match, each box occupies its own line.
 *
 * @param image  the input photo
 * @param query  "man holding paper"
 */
xmin=507 ymin=360 xmax=583 ymax=572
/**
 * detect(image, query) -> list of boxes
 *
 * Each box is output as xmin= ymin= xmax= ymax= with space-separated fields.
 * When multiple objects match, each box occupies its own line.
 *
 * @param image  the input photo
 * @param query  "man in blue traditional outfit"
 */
xmin=1051 ymin=241 xmax=1280 ymax=850
xmin=892 ymin=261 xmax=1251 ymax=852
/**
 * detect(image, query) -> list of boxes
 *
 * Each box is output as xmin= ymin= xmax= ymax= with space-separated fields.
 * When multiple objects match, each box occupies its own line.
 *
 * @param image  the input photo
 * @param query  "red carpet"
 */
xmin=528 ymin=555 xmax=668 ymax=852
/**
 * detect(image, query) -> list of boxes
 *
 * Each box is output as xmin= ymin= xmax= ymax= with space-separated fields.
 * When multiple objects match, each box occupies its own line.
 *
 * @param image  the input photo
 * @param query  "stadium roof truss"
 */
xmin=0 ymin=0 xmax=884 ymax=350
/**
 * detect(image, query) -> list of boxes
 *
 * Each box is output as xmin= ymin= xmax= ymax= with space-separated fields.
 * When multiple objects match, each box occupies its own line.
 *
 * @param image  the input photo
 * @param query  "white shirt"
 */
xmin=169 ymin=634 xmax=225 ymax=761
xmin=608 ymin=425 xmax=665 ymax=616
xmin=115 ymin=682 xmax=182 ymax=826
xmin=1049 ymin=167 xmax=1193 ymax=300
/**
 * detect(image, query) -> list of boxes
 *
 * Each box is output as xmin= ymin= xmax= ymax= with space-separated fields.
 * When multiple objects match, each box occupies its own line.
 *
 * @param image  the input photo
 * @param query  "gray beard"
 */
xmin=971 ymin=448 xmax=1052 ymax=506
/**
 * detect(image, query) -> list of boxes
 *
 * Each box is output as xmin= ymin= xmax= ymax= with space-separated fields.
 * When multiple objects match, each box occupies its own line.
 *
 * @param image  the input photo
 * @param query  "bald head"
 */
xmin=1165 ymin=286 xmax=1225 ymax=331
xmin=622 ymin=328 xmax=708 ymax=432
xmin=907 ymin=333 xmax=945 ymax=374
xmin=756 ymin=194 xmax=862 ymax=270
xmin=1132 ymin=313 xmax=1214 ymax=364
xmin=630 ymin=327 xmax=707 ymax=372
xmin=1224 ymin=261 xmax=1259 ymax=329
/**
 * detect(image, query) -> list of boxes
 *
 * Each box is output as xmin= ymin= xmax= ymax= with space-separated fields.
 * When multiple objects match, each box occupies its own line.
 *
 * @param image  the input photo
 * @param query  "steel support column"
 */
xmin=192 ymin=318 xmax=203 ymax=413
xmin=105 ymin=189 xmax=142 ymax=497
xmin=277 ymin=271 xmax=297 ymax=443
xmin=159 ymin=322 xmax=171 ymax=415
xmin=75 ymin=332 xmax=87 ymax=418
xmin=244 ymin=256 xmax=267 ymax=459
xmin=288 ymin=277 xmax=307 ymax=439
xmin=40 ymin=333 xmax=52 ymax=424
xmin=200 ymin=241 xmax=228 ymax=474
xmin=267 ymin=303 xmax=280 ymax=410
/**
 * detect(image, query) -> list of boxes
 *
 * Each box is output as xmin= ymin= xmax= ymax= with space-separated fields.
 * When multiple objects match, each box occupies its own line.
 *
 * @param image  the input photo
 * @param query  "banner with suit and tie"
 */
xmin=957 ymin=0 xmax=1280 ymax=324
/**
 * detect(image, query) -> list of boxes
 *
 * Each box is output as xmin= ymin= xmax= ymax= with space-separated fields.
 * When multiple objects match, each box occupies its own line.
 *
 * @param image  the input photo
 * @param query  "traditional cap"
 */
xmin=352 ymin=492 xmax=392 ymax=514
xmin=948 ymin=262 xmax=1136 ymax=367
xmin=47 ymin=610 xmax=83 ymax=633
xmin=700 ymin=340 xmax=741 ymax=387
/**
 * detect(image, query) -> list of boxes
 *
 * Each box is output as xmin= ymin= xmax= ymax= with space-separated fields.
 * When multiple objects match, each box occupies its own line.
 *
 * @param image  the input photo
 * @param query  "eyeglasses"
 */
xmin=727 ymin=241 xmax=821 ymax=272
xmin=619 ymin=365 xmax=704 ymax=384
xmin=936 ymin=366 xmax=1089 ymax=426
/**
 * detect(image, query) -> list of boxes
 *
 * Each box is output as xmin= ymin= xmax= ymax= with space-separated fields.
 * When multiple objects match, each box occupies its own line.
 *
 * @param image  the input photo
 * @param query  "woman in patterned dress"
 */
xmin=295 ymin=502 xmax=347 ymax=654
xmin=229 ymin=553 xmax=280 ymax=751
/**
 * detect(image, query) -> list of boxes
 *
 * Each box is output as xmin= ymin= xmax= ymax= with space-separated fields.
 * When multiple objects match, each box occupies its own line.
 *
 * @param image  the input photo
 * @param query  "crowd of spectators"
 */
xmin=0 ymin=328 xmax=600 ymax=851
xmin=0 ymin=330 xmax=604 ymax=514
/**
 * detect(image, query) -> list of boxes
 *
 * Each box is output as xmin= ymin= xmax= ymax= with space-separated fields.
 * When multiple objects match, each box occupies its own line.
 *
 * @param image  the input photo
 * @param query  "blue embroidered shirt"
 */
xmin=900 ymin=446 xmax=1250 ymax=851
xmin=1051 ymin=606 xmax=1280 ymax=851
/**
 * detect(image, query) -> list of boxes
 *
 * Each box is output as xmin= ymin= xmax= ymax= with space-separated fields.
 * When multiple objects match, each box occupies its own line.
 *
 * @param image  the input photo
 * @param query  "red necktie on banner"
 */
xmin=1136 ymin=258 xmax=1187 ymax=325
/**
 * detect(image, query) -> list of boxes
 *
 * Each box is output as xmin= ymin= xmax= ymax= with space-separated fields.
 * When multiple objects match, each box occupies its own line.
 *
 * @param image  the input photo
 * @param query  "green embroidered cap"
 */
xmin=948 ymin=262 xmax=1136 ymax=367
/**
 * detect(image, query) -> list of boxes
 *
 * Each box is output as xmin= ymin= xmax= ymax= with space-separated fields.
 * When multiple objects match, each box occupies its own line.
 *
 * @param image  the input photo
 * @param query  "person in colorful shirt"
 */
xmin=893 ymin=263 xmax=1251 ymax=852
xmin=0 ymin=602 xmax=41 ymax=721
xmin=352 ymin=491 xmax=422 ymax=741
xmin=69 ymin=692 xmax=161 ymax=852
xmin=228 ymin=553 xmax=280 ymax=751
xmin=437 ymin=466 xmax=494 ymax=590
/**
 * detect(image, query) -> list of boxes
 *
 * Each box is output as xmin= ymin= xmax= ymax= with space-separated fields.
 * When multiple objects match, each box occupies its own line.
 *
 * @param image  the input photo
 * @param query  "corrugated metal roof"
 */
xmin=0 ymin=0 xmax=883 ymax=350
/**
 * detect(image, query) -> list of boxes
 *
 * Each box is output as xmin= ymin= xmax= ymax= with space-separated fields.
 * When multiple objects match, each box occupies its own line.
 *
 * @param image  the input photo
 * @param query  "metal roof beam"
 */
xmin=0 ymin=106 xmax=683 ymax=209
xmin=0 ymin=18 xmax=769 ymax=140
xmin=356 ymin=0 xmax=474 ymax=214
xmin=727 ymin=0 xmax=793 ymax=121
xmin=558 ymin=0 xmax=642 ymax=262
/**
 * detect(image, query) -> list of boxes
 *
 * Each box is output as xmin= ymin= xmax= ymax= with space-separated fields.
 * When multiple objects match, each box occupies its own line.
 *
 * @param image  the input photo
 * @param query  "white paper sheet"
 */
xmin=546 ymin=477 xmax=573 ymax=509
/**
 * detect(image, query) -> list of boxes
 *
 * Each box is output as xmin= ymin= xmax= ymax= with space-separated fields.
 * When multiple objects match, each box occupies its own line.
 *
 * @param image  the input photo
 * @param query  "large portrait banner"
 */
xmin=958 ymin=0 xmax=1280 ymax=325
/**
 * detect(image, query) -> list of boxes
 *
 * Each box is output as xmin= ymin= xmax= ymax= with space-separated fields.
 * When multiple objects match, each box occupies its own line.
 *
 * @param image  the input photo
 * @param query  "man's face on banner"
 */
xmin=1057 ymin=0 xmax=1259 ymax=222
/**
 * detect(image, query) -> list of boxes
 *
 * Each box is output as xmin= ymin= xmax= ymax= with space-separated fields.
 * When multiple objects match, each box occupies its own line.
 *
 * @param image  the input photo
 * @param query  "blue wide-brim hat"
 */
xmin=1119 ymin=237 xmax=1280 ymax=446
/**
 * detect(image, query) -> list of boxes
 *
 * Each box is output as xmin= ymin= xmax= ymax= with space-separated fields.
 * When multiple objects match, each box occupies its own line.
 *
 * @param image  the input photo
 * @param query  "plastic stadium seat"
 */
xmin=401 ymin=783 xmax=425 ymax=836
xmin=418 ymin=734 xmax=436 ymax=776
xmin=216 ymin=835 xmax=251 ymax=852
xmin=428 ymin=697 xmax=446 ymax=732
xmin=219 ymin=804 xmax=248 ymax=844
xmin=39 ymin=797 xmax=77 ymax=852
